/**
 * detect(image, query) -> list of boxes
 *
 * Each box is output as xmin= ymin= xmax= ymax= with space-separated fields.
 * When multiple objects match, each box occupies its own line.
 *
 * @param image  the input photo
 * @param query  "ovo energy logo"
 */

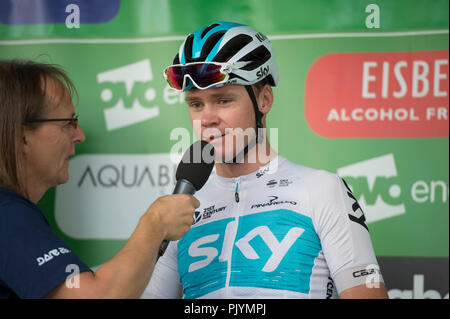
xmin=337 ymin=154 xmax=405 ymax=223
xmin=97 ymin=59 xmax=160 ymax=130
xmin=337 ymin=153 xmax=448 ymax=224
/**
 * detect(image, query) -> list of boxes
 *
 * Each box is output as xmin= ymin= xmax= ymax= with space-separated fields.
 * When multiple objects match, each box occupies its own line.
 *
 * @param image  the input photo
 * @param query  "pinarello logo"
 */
xmin=305 ymin=50 xmax=449 ymax=138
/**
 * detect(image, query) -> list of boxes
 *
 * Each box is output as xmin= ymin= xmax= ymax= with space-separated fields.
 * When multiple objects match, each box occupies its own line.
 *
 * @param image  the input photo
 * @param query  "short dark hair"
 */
xmin=0 ymin=59 xmax=78 ymax=197
xmin=252 ymin=77 xmax=272 ymax=95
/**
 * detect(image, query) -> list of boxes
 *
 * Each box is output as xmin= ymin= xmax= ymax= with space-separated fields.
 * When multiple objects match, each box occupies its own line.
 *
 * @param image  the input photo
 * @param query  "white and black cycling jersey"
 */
xmin=142 ymin=155 xmax=383 ymax=299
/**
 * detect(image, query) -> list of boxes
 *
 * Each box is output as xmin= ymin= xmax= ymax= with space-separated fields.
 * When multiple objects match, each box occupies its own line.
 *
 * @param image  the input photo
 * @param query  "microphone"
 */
xmin=158 ymin=140 xmax=215 ymax=257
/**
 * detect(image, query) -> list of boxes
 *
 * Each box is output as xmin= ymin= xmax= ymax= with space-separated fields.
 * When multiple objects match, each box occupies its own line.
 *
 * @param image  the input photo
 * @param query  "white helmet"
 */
xmin=171 ymin=21 xmax=279 ymax=91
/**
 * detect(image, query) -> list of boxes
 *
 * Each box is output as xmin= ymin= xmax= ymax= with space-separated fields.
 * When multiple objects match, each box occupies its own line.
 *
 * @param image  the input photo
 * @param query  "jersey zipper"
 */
xmin=224 ymin=177 xmax=241 ymax=298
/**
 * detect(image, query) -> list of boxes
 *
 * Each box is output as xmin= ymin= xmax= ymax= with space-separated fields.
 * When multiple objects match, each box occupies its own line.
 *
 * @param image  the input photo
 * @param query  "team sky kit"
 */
xmin=144 ymin=22 xmax=384 ymax=298
xmin=143 ymin=156 xmax=384 ymax=298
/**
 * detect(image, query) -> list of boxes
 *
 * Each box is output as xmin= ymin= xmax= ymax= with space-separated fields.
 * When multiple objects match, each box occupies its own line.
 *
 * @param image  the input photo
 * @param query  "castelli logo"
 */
xmin=305 ymin=50 xmax=449 ymax=138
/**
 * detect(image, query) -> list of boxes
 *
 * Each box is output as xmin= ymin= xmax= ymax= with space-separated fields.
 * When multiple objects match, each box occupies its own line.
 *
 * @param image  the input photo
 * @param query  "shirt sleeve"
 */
xmin=306 ymin=170 xmax=384 ymax=294
xmin=141 ymin=240 xmax=183 ymax=299
xmin=0 ymin=203 xmax=92 ymax=298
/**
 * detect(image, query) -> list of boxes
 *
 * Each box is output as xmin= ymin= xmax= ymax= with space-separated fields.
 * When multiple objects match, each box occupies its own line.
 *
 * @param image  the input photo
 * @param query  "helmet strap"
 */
xmin=244 ymin=85 xmax=264 ymax=141
xmin=224 ymin=85 xmax=264 ymax=164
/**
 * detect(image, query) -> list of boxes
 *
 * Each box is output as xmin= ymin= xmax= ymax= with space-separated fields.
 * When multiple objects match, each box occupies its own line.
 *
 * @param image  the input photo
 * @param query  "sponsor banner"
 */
xmin=305 ymin=50 xmax=449 ymax=138
xmin=378 ymin=257 xmax=449 ymax=299
xmin=337 ymin=153 xmax=448 ymax=257
xmin=97 ymin=59 xmax=160 ymax=131
xmin=0 ymin=0 xmax=119 ymax=25
xmin=55 ymin=154 xmax=177 ymax=239
xmin=338 ymin=154 xmax=405 ymax=223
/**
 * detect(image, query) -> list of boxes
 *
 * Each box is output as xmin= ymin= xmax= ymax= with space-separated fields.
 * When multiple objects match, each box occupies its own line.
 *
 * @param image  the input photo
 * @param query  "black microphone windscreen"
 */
xmin=175 ymin=140 xmax=215 ymax=191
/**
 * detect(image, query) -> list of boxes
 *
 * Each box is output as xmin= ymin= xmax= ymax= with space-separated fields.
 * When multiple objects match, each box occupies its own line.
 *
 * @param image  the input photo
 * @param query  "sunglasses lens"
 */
xmin=193 ymin=63 xmax=227 ymax=88
xmin=165 ymin=63 xmax=227 ymax=90
xmin=165 ymin=66 xmax=184 ymax=90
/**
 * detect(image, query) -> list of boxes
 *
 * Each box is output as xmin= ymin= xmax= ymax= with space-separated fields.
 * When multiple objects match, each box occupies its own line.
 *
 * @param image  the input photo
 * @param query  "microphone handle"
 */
xmin=173 ymin=179 xmax=196 ymax=195
xmin=159 ymin=179 xmax=196 ymax=258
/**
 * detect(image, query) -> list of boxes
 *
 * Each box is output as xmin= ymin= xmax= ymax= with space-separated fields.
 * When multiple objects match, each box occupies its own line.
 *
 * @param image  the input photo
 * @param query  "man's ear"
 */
xmin=258 ymin=84 xmax=273 ymax=115
xmin=22 ymin=126 xmax=30 ymax=154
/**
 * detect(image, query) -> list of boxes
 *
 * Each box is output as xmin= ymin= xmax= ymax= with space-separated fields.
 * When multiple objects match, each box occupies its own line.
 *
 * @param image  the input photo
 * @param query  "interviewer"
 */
xmin=0 ymin=59 xmax=199 ymax=299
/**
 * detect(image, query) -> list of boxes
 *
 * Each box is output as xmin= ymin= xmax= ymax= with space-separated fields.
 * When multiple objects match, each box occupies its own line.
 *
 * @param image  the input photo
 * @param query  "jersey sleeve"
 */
xmin=306 ymin=170 xmax=384 ymax=294
xmin=141 ymin=240 xmax=183 ymax=299
xmin=0 ymin=203 xmax=91 ymax=298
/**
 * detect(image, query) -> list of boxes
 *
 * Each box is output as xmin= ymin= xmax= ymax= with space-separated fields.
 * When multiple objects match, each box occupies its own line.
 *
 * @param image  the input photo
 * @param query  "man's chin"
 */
xmin=215 ymin=151 xmax=248 ymax=164
xmin=214 ymin=150 xmax=234 ymax=164
xmin=58 ymin=173 xmax=70 ymax=185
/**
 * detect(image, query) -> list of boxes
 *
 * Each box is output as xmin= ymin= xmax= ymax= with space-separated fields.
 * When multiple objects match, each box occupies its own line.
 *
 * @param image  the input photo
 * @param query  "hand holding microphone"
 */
xmin=145 ymin=194 xmax=199 ymax=241
xmin=159 ymin=140 xmax=215 ymax=256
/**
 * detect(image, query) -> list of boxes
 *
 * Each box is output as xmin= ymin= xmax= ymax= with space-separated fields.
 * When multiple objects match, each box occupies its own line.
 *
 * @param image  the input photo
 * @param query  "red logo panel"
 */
xmin=305 ymin=50 xmax=449 ymax=138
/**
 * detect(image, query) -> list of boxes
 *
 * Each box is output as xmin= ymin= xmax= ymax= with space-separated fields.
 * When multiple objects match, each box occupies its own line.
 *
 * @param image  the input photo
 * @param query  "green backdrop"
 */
xmin=0 ymin=0 xmax=448 ymax=298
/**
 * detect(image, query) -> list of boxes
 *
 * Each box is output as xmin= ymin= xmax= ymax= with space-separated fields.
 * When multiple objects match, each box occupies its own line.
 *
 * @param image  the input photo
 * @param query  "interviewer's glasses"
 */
xmin=27 ymin=115 xmax=79 ymax=129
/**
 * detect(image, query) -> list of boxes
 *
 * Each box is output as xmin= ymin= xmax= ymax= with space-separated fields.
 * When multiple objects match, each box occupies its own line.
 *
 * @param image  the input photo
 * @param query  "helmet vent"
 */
xmin=201 ymin=23 xmax=220 ymax=39
xmin=238 ymin=45 xmax=271 ymax=71
xmin=173 ymin=53 xmax=180 ymax=64
xmin=213 ymin=34 xmax=253 ymax=63
xmin=183 ymin=34 xmax=195 ymax=62
xmin=199 ymin=31 xmax=226 ymax=61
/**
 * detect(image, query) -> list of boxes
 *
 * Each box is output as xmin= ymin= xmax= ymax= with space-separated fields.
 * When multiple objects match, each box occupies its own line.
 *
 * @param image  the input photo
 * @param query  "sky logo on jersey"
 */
xmin=337 ymin=153 xmax=405 ymax=223
xmin=0 ymin=0 xmax=119 ymax=25
xmin=178 ymin=210 xmax=321 ymax=298
xmin=97 ymin=59 xmax=160 ymax=131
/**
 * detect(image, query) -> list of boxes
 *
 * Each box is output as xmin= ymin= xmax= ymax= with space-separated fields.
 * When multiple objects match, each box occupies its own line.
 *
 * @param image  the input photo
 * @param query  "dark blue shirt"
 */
xmin=0 ymin=187 xmax=91 ymax=298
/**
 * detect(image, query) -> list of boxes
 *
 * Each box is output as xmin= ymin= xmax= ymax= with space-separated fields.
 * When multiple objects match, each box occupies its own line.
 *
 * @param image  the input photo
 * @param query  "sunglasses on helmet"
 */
xmin=163 ymin=61 xmax=248 ymax=92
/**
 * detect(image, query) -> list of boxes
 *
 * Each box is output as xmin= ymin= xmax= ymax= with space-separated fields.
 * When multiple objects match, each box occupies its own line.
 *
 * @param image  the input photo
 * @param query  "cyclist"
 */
xmin=143 ymin=21 xmax=388 ymax=299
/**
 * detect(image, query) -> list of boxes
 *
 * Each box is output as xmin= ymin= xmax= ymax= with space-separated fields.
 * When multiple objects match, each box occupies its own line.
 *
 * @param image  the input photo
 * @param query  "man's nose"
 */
xmin=74 ymin=124 xmax=86 ymax=144
xmin=201 ymin=104 xmax=219 ymax=127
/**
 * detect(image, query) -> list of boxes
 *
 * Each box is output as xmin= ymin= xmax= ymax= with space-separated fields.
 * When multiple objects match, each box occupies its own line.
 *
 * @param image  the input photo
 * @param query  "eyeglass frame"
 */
xmin=27 ymin=115 xmax=79 ymax=129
